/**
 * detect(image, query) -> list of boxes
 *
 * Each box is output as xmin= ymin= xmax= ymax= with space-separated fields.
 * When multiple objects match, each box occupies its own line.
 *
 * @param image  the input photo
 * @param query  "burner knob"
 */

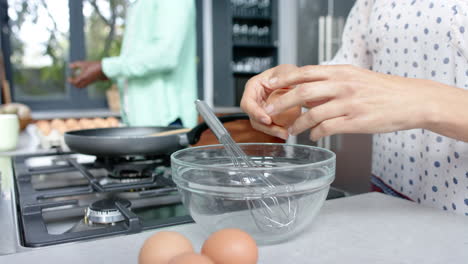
xmin=85 ymin=198 xmax=131 ymax=224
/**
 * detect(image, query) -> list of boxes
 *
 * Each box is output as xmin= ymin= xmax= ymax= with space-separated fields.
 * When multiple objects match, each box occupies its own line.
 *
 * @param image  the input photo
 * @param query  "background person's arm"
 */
xmin=68 ymin=61 xmax=107 ymax=88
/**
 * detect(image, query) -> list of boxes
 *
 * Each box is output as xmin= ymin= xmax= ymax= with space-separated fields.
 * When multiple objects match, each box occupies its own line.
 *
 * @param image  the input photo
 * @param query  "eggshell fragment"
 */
xmin=201 ymin=228 xmax=258 ymax=264
xmin=138 ymin=231 xmax=194 ymax=264
xmin=169 ymin=253 xmax=214 ymax=264
xmin=266 ymin=88 xmax=301 ymax=127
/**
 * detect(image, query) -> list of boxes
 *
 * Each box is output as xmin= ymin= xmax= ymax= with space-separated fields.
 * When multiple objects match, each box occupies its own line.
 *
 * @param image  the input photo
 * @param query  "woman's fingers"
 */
xmin=240 ymin=80 xmax=272 ymax=125
xmin=265 ymin=65 xmax=352 ymax=90
xmin=309 ymin=116 xmax=351 ymax=141
xmin=250 ymin=120 xmax=289 ymax=140
xmin=264 ymin=81 xmax=340 ymax=116
xmin=289 ymin=100 xmax=348 ymax=135
xmin=241 ymin=65 xmax=300 ymax=126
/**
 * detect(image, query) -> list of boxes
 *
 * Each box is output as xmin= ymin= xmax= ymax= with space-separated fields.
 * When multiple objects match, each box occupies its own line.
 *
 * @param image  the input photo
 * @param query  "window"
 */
xmin=83 ymin=0 xmax=127 ymax=99
xmin=0 ymin=0 xmax=129 ymax=110
xmin=8 ymin=0 xmax=70 ymax=101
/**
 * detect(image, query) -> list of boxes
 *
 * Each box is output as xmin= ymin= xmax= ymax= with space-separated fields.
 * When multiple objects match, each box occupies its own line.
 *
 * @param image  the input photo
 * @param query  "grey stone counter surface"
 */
xmin=1 ymin=192 xmax=467 ymax=263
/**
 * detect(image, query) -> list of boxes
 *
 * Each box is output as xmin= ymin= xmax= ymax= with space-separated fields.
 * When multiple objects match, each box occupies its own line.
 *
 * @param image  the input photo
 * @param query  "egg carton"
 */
xmin=32 ymin=117 xmax=121 ymax=151
xmin=33 ymin=125 xmax=70 ymax=151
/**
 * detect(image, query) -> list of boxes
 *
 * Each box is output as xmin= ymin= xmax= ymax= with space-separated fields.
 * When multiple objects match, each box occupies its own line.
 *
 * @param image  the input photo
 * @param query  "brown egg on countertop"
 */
xmin=266 ymin=88 xmax=302 ymax=128
xmin=138 ymin=231 xmax=194 ymax=264
xmin=168 ymin=253 xmax=214 ymax=264
xmin=201 ymin=228 xmax=258 ymax=264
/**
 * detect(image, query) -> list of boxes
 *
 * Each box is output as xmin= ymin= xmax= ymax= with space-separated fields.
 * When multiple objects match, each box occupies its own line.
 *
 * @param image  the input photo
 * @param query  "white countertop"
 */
xmin=1 ymin=192 xmax=467 ymax=263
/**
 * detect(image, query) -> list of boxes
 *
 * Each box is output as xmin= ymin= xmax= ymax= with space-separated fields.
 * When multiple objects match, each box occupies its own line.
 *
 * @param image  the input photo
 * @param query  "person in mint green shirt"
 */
xmin=68 ymin=0 xmax=197 ymax=128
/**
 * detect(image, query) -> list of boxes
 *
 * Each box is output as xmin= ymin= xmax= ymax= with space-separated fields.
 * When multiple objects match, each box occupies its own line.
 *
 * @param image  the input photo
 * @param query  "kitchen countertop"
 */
xmin=1 ymin=107 xmax=244 ymax=158
xmin=31 ymin=107 xmax=243 ymax=120
xmin=1 ymin=192 xmax=466 ymax=263
xmin=31 ymin=109 xmax=120 ymax=120
xmin=0 ymin=127 xmax=54 ymax=157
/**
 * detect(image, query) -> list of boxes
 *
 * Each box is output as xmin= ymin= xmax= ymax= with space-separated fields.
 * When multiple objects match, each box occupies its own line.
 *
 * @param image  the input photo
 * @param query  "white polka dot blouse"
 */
xmin=327 ymin=0 xmax=468 ymax=215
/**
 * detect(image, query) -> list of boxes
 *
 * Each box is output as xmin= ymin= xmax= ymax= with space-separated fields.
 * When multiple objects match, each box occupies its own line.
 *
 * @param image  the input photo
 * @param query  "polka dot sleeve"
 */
xmin=325 ymin=0 xmax=374 ymax=69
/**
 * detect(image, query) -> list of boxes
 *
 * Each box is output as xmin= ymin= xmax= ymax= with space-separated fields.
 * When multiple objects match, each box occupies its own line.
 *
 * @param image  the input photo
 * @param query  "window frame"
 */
xmin=0 ymin=0 xmax=107 ymax=110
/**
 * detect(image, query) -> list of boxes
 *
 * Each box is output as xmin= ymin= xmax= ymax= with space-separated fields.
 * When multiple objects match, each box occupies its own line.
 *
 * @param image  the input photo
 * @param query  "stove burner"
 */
xmin=118 ymin=170 xmax=141 ymax=178
xmin=95 ymin=156 xmax=170 ymax=179
xmin=85 ymin=198 xmax=131 ymax=224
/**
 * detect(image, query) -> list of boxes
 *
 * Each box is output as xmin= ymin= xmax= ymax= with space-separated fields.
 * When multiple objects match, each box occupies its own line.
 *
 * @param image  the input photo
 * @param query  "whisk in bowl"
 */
xmin=195 ymin=100 xmax=298 ymax=231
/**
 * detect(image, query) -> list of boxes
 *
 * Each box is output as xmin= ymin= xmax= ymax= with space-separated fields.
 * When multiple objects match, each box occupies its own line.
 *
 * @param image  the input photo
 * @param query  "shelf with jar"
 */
xmin=229 ymin=0 xmax=277 ymax=107
xmin=232 ymin=22 xmax=272 ymax=46
xmin=211 ymin=0 xmax=277 ymax=107
xmin=230 ymin=0 xmax=272 ymax=18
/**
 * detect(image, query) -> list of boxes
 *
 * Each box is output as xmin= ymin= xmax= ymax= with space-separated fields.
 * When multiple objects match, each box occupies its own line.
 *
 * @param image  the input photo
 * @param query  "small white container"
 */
xmin=0 ymin=114 xmax=20 ymax=151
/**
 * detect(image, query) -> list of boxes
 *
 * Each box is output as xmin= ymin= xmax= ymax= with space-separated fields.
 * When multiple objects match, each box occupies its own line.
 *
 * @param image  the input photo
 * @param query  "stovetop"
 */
xmin=0 ymin=150 xmax=349 ymax=255
xmin=8 ymin=151 xmax=193 ymax=249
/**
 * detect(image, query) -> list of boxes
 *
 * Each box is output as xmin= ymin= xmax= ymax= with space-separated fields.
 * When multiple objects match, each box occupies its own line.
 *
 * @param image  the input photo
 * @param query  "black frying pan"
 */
xmin=64 ymin=114 xmax=249 ymax=157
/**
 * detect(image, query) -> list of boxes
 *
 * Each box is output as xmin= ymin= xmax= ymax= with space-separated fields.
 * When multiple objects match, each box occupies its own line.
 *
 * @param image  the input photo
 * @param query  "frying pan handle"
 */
xmin=186 ymin=113 xmax=250 ymax=145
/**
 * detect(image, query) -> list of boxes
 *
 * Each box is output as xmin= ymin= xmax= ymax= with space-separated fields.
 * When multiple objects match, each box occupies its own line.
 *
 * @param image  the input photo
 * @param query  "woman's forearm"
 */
xmin=423 ymin=83 xmax=468 ymax=142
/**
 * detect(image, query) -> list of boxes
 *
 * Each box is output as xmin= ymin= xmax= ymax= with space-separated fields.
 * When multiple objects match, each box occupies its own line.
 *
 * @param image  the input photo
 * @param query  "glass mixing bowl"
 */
xmin=171 ymin=143 xmax=335 ymax=244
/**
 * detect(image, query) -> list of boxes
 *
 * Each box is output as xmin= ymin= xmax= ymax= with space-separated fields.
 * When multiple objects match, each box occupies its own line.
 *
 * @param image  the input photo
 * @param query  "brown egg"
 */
xmin=101 ymin=120 xmax=111 ymax=128
xmin=65 ymin=118 xmax=79 ymax=128
xmin=93 ymin=118 xmax=107 ymax=128
xmin=201 ymin=228 xmax=258 ymax=264
xmin=106 ymin=117 xmax=119 ymax=127
xmin=79 ymin=118 xmax=95 ymax=129
xmin=38 ymin=124 xmax=51 ymax=136
xmin=78 ymin=118 xmax=90 ymax=125
xmin=36 ymin=120 xmax=51 ymax=133
xmin=50 ymin=118 xmax=65 ymax=129
xmin=66 ymin=124 xmax=81 ymax=132
xmin=266 ymin=88 xmax=302 ymax=127
xmin=36 ymin=120 xmax=49 ymax=128
xmin=168 ymin=253 xmax=214 ymax=264
xmin=138 ymin=231 xmax=194 ymax=264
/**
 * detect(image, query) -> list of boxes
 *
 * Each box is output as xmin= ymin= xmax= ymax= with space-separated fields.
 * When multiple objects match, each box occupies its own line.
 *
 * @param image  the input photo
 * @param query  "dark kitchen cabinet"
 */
xmin=212 ymin=0 xmax=278 ymax=107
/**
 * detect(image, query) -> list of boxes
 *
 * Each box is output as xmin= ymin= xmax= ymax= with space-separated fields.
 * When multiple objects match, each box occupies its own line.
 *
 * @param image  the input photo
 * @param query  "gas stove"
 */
xmin=2 ymin=151 xmax=192 ymax=252
xmin=0 ymin=150 xmax=349 ymax=255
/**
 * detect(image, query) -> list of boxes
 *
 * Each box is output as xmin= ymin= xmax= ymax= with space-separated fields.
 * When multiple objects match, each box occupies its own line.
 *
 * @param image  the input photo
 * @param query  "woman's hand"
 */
xmin=240 ymin=64 xmax=300 ymax=140
xmin=245 ymin=64 xmax=468 ymax=141
xmin=68 ymin=61 xmax=108 ymax=88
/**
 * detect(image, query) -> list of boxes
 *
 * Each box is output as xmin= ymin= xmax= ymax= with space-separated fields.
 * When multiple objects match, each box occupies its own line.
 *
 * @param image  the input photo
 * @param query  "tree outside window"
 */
xmin=6 ymin=0 xmax=129 ymax=108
